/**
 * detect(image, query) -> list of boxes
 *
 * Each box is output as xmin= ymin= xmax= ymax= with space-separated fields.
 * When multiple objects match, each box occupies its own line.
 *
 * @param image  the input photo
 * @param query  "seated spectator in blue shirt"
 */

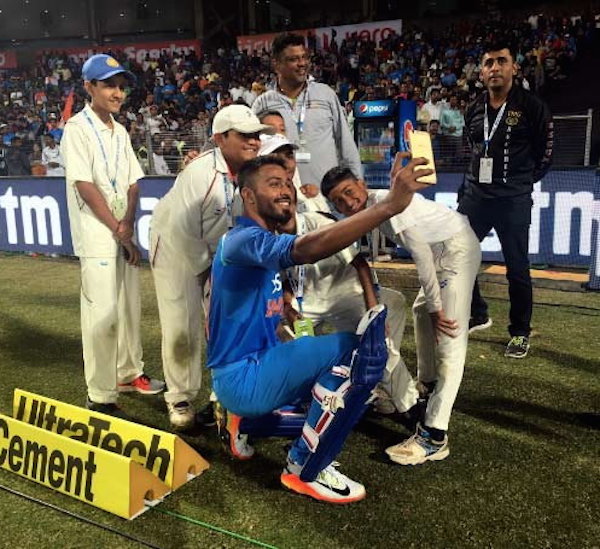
xmin=441 ymin=67 xmax=457 ymax=88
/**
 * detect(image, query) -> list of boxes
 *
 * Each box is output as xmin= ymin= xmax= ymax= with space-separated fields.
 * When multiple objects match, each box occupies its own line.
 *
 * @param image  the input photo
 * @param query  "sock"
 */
xmin=423 ymin=424 xmax=446 ymax=442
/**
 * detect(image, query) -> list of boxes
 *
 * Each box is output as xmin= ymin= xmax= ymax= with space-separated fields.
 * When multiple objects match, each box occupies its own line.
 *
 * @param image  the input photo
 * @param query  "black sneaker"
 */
xmin=468 ymin=316 xmax=493 ymax=334
xmin=85 ymin=398 xmax=130 ymax=420
xmin=196 ymin=401 xmax=217 ymax=427
xmin=505 ymin=336 xmax=530 ymax=359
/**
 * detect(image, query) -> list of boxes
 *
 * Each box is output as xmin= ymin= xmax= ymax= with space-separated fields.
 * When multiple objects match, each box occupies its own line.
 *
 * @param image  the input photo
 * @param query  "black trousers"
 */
xmin=458 ymin=194 xmax=532 ymax=337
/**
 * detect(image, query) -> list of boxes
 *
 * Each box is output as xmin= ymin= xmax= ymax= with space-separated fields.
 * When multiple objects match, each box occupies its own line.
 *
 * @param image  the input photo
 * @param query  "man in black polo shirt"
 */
xmin=458 ymin=42 xmax=553 ymax=359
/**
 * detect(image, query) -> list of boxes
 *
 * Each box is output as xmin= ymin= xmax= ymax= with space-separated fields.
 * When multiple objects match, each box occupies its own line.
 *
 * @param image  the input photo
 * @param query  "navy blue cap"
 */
xmin=82 ymin=54 xmax=135 ymax=83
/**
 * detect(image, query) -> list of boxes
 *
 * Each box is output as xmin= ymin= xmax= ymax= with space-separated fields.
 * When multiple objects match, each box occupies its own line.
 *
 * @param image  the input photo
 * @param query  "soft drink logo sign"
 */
xmin=400 ymin=120 xmax=414 ymax=152
xmin=355 ymin=101 xmax=394 ymax=117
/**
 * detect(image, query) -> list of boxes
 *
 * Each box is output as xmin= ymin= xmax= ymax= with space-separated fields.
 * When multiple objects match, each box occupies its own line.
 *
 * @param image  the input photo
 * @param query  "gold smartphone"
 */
xmin=408 ymin=130 xmax=437 ymax=184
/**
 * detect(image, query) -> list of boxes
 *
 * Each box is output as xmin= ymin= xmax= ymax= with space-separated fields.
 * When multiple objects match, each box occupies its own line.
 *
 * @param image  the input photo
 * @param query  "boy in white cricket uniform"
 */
xmin=323 ymin=166 xmax=481 ymax=464
xmin=150 ymin=105 xmax=274 ymax=429
xmin=61 ymin=54 xmax=164 ymax=416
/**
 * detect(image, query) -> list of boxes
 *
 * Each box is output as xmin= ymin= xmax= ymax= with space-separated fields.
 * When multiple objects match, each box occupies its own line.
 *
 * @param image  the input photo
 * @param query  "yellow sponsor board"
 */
xmin=0 ymin=413 xmax=169 ymax=519
xmin=13 ymin=389 xmax=209 ymax=489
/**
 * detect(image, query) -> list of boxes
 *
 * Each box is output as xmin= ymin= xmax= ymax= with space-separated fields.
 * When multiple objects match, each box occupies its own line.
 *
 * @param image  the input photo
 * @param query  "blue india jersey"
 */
xmin=207 ymin=216 xmax=297 ymax=368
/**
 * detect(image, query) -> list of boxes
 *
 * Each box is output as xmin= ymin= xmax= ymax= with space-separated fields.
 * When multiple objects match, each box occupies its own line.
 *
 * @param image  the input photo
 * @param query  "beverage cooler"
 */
xmin=353 ymin=99 xmax=417 ymax=188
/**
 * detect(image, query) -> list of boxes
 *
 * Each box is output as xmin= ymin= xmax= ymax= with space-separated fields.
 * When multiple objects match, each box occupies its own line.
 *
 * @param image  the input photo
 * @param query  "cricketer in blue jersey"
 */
xmin=207 ymin=154 xmax=431 ymax=504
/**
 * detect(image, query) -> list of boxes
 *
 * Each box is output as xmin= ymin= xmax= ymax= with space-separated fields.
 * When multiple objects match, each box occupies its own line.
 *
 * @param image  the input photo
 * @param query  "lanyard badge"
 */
xmin=222 ymin=173 xmax=234 ymax=228
xmin=217 ymin=149 xmax=236 ymax=228
xmin=290 ymin=85 xmax=312 ymax=163
xmin=287 ymin=215 xmax=307 ymax=313
xmin=111 ymin=196 xmax=127 ymax=220
xmin=286 ymin=265 xmax=315 ymax=337
xmin=293 ymin=318 xmax=314 ymax=338
xmin=365 ymin=231 xmax=381 ymax=298
xmin=83 ymin=110 xmax=122 ymax=204
xmin=287 ymin=214 xmax=314 ymax=337
xmin=480 ymin=101 xmax=506 ymax=184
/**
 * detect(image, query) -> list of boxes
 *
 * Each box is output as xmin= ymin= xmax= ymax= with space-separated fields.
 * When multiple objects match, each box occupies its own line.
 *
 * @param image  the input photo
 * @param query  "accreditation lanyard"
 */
xmin=483 ymin=101 xmax=507 ymax=157
xmin=286 ymin=215 xmax=307 ymax=313
xmin=83 ymin=110 xmax=120 ymax=192
xmin=365 ymin=231 xmax=381 ymax=299
xmin=215 ymin=150 xmax=235 ymax=228
xmin=288 ymin=84 xmax=309 ymax=146
xmin=222 ymin=173 xmax=234 ymax=228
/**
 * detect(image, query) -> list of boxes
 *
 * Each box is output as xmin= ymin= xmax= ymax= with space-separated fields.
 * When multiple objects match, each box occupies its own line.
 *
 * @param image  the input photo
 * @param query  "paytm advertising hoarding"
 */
xmin=0 ymin=172 xmax=599 ymax=268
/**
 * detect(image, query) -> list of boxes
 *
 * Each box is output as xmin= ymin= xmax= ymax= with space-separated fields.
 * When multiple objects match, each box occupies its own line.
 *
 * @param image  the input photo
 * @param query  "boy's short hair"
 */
xmin=259 ymin=111 xmax=285 ymax=122
xmin=321 ymin=166 xmax=358 ymax=198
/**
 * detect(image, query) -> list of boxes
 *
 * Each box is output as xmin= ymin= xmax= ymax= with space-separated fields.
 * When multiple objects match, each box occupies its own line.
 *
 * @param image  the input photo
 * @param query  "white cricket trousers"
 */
xmin=303 ymin=287 xmax=419 ymax=412
xmin=413 ymin=226 xmax=482 ymax=431
xmin=80 ymin=255 xmax=144 ymax=404
xmin=150 ymin=234 xmax=207 ymax=405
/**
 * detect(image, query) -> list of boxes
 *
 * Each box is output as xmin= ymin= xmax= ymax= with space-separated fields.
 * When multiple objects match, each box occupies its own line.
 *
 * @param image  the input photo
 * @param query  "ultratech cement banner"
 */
xmin=0 ymin=413 xmax=169 ymax=519
xmin=13 ymin=389 xmax=209 ymax=489
xmin=237 ymin=19 xmax=403 ymax=53
xmin=37 ymin=39 xmax=201 ymax=65
xmin=1 ymin=173 xmax=598 ymax=267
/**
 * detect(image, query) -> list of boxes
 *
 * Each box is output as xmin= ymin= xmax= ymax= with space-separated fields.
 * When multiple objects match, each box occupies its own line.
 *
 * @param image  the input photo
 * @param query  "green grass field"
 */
xmin=0 ymin=254 xmax=598 ymax=549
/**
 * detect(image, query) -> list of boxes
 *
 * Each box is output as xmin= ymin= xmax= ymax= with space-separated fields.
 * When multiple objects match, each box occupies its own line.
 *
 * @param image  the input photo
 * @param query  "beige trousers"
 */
xmin=150 ymin=232 xmax=208 ymax=404
xmin=80 ymin=255 xmax=144 ymax=404
xmin=413 ymin=227 xmax=482 ymax=431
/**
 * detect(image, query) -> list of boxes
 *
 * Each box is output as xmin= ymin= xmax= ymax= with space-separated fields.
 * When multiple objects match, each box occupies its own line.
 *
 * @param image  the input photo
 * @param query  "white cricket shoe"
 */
xmin=167 ymin=401 xmax=195 ymax=430
xmin=281 ymin=459 xmax=366 ymax=504
xmin=386 ymin=424 xmax=450 ymax=465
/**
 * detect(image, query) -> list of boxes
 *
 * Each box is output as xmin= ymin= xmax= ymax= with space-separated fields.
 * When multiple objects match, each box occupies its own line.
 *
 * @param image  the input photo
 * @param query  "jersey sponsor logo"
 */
xmin=266 ymin=296 xmax=284 ymax=318
xmin=505 ymin=110 xmax=522 ymax=126
xmin=271 ymin=272 xmax=282 ymax=293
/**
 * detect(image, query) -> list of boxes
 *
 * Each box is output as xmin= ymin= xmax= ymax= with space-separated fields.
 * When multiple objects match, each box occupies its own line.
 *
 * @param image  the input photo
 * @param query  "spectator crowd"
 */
xmin=0 ymin=9 xmax=595 ymax=176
